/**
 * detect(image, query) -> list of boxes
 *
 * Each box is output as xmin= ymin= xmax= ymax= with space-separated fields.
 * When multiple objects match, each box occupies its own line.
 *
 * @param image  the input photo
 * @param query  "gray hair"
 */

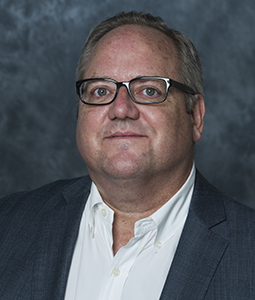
xmin=76 ymin=11 xmax=203 ymax=112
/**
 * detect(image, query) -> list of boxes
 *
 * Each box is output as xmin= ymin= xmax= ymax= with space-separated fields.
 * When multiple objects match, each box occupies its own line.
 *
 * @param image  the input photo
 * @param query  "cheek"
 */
xmin=150 ymin=106 xmax=193 ymax=152
xmin=77 ymin=104 xmax=107 ymax=138
xmin=76 ymin=117 xmax=89 ymax=162
xmin=76 ymin=108 xmax=101 ymax=160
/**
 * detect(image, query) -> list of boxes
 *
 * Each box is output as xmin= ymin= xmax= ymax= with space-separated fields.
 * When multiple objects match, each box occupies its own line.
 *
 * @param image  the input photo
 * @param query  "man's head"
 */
xmin=76 ymin=11 xmax=203 ymax=112
xmin=76 ymin=11 xmax=205 ymax=195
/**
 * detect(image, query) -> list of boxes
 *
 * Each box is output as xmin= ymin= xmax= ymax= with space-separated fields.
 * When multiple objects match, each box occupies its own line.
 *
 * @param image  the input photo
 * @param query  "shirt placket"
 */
xmin=97 ymin=218 xmax=157 ymax=300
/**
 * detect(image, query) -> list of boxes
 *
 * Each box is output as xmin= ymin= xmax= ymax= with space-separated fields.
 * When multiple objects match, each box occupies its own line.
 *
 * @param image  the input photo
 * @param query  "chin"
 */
xmin=102 ymin=159 xmax=147 ymax=180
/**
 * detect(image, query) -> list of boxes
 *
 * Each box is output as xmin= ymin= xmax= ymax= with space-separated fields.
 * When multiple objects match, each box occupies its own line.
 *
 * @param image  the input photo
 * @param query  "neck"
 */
xmin=89 ymin=163 xmax=193 ymax=254
xmin=111 ymin=205 xmax=157 ymax=255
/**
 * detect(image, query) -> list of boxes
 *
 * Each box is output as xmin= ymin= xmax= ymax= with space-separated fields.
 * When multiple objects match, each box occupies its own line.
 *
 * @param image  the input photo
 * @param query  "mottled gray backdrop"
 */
xmin=1 ymin=0 xmax=255 ymax=208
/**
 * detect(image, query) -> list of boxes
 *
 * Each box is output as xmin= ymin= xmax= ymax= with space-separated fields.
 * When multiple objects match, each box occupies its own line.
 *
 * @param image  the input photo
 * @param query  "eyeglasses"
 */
xmin=76 ymin=76 xmax=196 ymax=105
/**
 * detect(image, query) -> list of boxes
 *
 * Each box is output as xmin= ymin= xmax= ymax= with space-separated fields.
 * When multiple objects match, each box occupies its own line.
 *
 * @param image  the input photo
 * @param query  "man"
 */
xmin=0 ymin=11 xmax=254 ymax=300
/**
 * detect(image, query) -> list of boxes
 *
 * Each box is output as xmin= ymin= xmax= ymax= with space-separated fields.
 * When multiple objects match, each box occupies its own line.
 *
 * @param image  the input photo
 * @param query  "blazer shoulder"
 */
xmin=0 ymin=175 xmax=92 ymax=222
xmin=195 ymin=170 xmax=254 ymax=208
xmin=193 ymin=170 xmax=255 ymax=227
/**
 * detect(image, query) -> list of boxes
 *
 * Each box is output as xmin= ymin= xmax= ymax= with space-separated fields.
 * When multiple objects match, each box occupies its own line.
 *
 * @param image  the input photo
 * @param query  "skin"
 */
xmin=76 ymin=25 xmax=205 ymax=254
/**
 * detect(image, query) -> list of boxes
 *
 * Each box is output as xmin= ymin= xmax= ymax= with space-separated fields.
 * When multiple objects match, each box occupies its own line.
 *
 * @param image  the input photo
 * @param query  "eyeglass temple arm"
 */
xmin=170 ymin=79 xmax=196 ymax=95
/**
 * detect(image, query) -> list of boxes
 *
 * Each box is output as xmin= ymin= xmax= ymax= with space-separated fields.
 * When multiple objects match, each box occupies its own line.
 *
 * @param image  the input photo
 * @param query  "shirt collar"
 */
xmin=86 ymin=183 xmax=114 ymax=238
xmin=86 ymin=164 xmax=195 ymax=246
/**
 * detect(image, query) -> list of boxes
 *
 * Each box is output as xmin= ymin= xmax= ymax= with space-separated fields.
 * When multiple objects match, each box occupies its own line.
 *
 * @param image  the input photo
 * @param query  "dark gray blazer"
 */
xmin=0 ymin=171 xmax=255 ymax=299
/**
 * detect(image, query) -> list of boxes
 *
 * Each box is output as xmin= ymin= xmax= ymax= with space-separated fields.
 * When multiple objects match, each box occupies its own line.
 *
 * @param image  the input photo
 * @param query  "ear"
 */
xmin=191 ymin=94 xmax=205 ymax=143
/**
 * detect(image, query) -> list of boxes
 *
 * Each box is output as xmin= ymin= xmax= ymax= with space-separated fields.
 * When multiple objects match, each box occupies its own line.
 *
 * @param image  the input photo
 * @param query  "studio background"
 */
xmin=1 ymin=0 xmax=255 ymax=208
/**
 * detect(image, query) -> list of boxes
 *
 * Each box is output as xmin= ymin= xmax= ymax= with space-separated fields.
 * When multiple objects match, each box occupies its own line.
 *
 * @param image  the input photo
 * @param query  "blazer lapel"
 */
xmin=33 ymin=176 xmax=91 ymax=300
xmin=160 ymin=172 xmax=229 ymax=300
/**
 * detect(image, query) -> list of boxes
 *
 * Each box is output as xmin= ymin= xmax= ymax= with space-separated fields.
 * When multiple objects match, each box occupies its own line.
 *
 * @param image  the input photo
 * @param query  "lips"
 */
xmin=106 ymin=131 xmax=147 ymax=139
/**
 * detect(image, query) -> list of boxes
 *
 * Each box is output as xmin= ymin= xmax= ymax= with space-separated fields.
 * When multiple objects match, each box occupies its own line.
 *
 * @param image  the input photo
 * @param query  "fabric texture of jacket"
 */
xmin=0 ymin=171 xmax=255 ymax=299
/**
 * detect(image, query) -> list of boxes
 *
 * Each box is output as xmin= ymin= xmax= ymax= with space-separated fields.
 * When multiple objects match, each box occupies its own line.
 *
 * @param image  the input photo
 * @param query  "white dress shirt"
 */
xmin=65 ymin=165 xmax=195 ymax=300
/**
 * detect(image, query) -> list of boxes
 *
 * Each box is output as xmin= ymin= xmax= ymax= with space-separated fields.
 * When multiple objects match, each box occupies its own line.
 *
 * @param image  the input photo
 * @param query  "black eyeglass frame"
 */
xmin=76 ymin=76 xmax=196 ymax=105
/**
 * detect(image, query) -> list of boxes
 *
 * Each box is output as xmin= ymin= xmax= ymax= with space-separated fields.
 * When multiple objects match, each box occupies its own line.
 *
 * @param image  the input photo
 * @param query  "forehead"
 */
xmin=85 ymin=25 xmax=179 ymax=79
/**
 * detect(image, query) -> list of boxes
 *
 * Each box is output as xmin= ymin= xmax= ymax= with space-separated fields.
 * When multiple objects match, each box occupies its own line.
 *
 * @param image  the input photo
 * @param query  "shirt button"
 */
xmin=101 ymin=208 xmax=107 ymax=217
xmin=112 ymin=268 xmax=120 ymax=276
xmin=155 ymin=241 xmax=162 ymax=248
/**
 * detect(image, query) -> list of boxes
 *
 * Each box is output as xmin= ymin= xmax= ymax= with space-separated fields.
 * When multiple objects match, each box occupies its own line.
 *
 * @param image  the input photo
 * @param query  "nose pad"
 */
xmin=117 ymin=84 xmax=132 ymax=100
xmin=120 ymin=82 xmax=134 ymax=101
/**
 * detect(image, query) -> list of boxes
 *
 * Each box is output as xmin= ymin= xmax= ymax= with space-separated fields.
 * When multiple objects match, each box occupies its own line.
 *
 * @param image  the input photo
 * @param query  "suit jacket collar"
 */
xmin=160 ymin=171 xmax=229 ymax=300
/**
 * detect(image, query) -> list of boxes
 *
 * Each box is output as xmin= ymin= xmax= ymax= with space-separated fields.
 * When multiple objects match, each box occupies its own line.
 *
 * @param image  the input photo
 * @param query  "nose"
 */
xmin=108 ymin=86 xmax=140 ymax=120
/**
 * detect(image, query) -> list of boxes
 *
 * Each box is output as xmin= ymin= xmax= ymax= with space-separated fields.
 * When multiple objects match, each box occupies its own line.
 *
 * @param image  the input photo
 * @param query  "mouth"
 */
xmin=106 ymin=131 xmax=147 ymax=139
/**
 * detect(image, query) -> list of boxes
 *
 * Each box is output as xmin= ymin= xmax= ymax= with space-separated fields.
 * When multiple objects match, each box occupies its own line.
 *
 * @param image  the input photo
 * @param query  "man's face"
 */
xmin=76 ymin=25 xmax=204 ymax=184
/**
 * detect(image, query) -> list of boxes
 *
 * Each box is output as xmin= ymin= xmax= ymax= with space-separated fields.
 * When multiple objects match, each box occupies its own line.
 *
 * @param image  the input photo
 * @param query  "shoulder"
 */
xmin=0 ymin=175 xmax=92 ymax=220
xmin=193 ymin=170 xmax=255 ymax=230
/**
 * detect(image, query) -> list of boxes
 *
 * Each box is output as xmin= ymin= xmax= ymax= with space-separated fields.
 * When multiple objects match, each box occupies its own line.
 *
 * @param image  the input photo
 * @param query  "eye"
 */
xmin=142 ymin=87 xmax=159 ymax=97
xmin=94 ymin=87 xmax=109 ymax=97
